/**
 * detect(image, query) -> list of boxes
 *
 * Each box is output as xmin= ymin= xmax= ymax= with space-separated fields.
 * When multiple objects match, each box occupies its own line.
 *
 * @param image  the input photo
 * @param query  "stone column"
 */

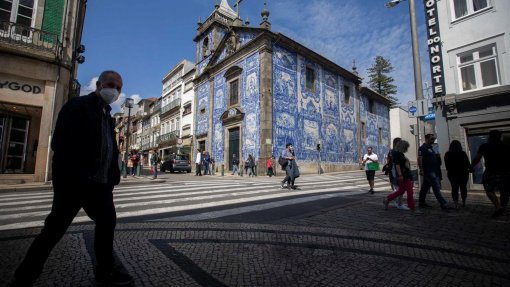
xmin=258 ymin=42 xmax=273 ymax=176
xmin=207 ymin=78 xmax=215 ymax=154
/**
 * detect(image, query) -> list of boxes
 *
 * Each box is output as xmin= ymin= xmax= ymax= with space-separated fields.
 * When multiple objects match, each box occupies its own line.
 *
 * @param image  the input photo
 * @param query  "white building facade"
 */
xmin=430 ymin=0 xmax=510 ymax=187
xmin=160 ymin=60 xmax=195 ymax=159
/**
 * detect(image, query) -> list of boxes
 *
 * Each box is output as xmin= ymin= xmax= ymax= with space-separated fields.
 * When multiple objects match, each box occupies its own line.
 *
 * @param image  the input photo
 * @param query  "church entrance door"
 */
xmin=228 ymin=127 xmax=240 ymax=171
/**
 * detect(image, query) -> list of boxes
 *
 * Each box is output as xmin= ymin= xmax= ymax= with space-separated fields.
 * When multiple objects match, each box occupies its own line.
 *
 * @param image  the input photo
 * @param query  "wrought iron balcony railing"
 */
xmin=161 ymin=98 xmax=181 ymax=115
xmin=0 ymin=21 xmax=61 ymax=55
xmin=160 ymin=130 xmax=180 ymax=143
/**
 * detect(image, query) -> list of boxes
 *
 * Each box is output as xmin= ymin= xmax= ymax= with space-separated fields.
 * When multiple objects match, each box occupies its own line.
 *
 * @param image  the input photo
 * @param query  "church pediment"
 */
xmin=220 ymin=107 xmax=245 ymax=125
xmin=204 ymin=27 xmax=263 ymax=71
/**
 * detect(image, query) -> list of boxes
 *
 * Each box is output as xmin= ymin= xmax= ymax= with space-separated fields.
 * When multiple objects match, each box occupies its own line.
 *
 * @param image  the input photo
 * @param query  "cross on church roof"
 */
xmin=234 ymin=0 xmax=243 ymax=18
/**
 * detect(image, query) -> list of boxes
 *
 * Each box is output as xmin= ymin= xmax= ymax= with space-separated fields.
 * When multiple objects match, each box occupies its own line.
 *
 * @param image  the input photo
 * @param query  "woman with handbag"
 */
xmin=280 ymin=143 xmax=298 ymax=190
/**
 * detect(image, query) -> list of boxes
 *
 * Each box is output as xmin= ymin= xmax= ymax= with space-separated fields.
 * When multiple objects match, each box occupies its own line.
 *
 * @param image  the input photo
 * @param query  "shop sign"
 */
xmin=423 ymin=0 xmax=445 ymax=97
xmin=0 ymin=80 xmax=42 ymax=94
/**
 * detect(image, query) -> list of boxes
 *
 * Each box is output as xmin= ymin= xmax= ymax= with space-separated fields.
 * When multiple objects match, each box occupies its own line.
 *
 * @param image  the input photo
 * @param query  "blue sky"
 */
xmin=78 ymin=0 xmax=432 ymax=112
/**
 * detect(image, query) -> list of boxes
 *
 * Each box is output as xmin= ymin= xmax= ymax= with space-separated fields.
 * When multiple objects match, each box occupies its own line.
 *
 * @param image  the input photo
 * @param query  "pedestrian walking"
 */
xmin=267 ymin=156 xmax=274 ymax=177
xmin=130 ymin=150 xmax=139 ymax=176
xmin=418 ymin=134 xmax=450 ymax=209
xmin=471 ymin=130 xmax=509 ymax=218
xmin=210 ymin=156 xmax=215 ymax=175
xmin=280 ymin=143 xmax=299 ymax=190
xmin=203 ymin=151 xmax=210 ymax=176
xmin=244 ymin=158 xmax=250 ymax=176
xmin=195 ymin=148 xmax=202 ymax=176
xmin=231 ymin=154 xmax=240 ymax=175
xmin=383 ymin=140 xmax=418 ymax=212
xmin=10 ymin=71 xmax=133 ymax=286
xmin=150 ymin=149 xmax=160 ymax=179
xmin=247 ymin=154 xmax=255 ymax=177
xmin=385 ymin=138 xmax=405 ymax=209
xmin=444 ymin=140 xmax=471 ymax=208
xmin=126 ymin=152 xmax=133 ymax=175
xmin=361 ymin=147 xmax=379 ymax=194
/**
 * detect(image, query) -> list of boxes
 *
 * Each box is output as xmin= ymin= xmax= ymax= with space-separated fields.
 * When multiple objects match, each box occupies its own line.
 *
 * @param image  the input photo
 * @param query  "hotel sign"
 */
xmin=424 ymin=0 xmax=445 ymax=97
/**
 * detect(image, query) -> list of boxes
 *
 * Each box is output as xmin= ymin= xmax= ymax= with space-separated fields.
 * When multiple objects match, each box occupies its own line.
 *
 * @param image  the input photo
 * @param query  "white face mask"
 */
xmin=99 ymin=87 xmax=120 ymax=104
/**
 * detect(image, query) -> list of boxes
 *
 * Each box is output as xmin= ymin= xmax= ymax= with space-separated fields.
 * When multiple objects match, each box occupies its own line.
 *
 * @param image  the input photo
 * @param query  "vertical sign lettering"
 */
xmin=424 ymin=0 xmax=445 ymax=97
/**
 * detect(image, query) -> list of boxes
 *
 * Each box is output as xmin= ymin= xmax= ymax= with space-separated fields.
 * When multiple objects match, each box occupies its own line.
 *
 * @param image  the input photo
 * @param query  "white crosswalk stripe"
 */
xmin=0 ymin=172 xmax=391 ymax=230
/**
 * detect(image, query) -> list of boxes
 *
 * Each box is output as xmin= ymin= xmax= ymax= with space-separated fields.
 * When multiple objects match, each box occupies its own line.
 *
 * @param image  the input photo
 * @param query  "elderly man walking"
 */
xmin=11 ymin=71 xmax=133 ymax=286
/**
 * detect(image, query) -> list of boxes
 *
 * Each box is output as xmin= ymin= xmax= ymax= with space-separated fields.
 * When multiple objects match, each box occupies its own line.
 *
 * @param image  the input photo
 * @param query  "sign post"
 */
xmin=408 ymin=99 xmax=429 ymax=118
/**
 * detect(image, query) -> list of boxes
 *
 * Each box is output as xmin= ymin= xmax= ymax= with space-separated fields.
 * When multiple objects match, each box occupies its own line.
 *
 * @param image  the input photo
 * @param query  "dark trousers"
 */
xmin=419 ymin=171 xmax=447 ymax=206
xmin=14 ymin=181 xmax=117 ymax=284
xmin=483 ymin=171 xmax=510 ymax=208
xmin=195 ymin=163 xmax=202 ymax=175
xmin=282 ymin=166 xmax=295 ymax=186
xmin=448 ymin=173 xmax=469 ymax=203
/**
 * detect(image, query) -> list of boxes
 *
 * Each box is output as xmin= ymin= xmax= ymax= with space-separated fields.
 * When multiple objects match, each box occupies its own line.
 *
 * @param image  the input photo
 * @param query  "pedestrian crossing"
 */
xmin=0 ymin=172 xmax=391 ymax=230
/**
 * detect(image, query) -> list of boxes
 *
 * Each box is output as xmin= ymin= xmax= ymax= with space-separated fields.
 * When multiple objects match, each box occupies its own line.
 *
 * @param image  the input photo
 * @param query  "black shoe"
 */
xmin=281 ymin=182 xmax=286 ymax=189
xmin=368 ymin=189 xmax=374 ymax=194
xmin=419 ymin=203 xmax=432 ymax=208
xmin=95 ymin=269 xmax=133 ymax=286
xmin=290 ymin=185 xmax=297 ymax=190
xmin=492 ymin=208 xmax=505 ymax=218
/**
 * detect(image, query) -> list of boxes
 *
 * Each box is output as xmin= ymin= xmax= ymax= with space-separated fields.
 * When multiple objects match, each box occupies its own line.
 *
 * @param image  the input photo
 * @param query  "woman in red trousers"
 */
xmin=383 ymin=140 xmax=420 ymax=213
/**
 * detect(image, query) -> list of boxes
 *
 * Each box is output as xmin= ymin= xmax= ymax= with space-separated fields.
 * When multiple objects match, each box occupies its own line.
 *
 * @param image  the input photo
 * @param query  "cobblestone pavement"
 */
xmin=0 ymin=174 xmax=509 ymax=286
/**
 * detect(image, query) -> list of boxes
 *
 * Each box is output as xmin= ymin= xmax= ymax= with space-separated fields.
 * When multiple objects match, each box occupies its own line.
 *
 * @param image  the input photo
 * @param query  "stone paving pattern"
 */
xmin=0 ymin=190 xmax=509 ymax=286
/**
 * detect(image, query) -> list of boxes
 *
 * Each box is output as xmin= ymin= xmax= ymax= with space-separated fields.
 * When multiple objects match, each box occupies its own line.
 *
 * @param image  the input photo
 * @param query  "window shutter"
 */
xmin=41 ymin=0 xmax=65 ymax=39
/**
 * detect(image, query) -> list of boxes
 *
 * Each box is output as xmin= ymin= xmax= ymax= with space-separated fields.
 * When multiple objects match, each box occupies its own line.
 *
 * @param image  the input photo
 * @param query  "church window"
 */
xmin=361 ymin=122 xmax=366 ymax=139
xmin=368 ymin=99 xmax=375 ymax=114
xmin=344 ymin=85 xmax=351 ymax=105
xmin=202 ymin=37 xmax=209 ymax=59
xmin=229 ymin=79 xmax=240 ymax=106
xmin=306 ymin=67 xmax=315 ymax=92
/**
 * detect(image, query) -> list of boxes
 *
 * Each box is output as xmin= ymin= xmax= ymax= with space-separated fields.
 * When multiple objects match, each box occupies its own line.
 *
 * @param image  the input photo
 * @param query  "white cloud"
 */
xmin=80 ymin=76 xmax=98 ymax=96
xmin=271 ymin=0 xmax=431 ymax=105
xmin=79 ymin=76 xmax=142 ymax=114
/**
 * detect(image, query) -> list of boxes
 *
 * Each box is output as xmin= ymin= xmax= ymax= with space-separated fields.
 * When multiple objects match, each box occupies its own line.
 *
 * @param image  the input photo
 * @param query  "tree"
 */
xmin=367 ymin=56 xmax=399 ymax=107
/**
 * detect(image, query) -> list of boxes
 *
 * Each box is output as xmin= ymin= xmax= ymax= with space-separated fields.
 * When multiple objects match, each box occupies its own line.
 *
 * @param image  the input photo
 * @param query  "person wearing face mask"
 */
xmin=11 ymin=71 xmax=133 ymax=286
xmin=281 ymin=143 xmax=299 ymax=190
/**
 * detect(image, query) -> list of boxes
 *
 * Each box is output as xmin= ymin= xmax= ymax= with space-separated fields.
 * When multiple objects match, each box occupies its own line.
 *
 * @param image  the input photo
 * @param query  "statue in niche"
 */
xmin=226 ymin=30 xmax=240 ymax=55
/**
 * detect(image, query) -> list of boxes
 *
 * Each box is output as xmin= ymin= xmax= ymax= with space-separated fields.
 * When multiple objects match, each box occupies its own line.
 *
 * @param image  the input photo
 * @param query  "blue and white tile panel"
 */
xmin=272 ymin=44 xmax=378 ymax=165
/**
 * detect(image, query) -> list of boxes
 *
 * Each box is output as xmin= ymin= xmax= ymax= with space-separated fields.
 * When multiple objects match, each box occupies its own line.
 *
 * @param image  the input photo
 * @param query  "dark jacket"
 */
xmin=51 ymin=92 xmax=120 ymax=185
xmin=444 ymin=151 xmax=470 ymax=177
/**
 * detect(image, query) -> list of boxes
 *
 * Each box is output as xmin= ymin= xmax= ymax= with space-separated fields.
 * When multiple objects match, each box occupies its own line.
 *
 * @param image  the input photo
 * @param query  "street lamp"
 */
xmin=385 ymin=0 xmax=423 ymax=101
xmin=386 ymin=0 xmax=424 ymax=186
xmin=123 ymin=98 xmax=134 ymax=178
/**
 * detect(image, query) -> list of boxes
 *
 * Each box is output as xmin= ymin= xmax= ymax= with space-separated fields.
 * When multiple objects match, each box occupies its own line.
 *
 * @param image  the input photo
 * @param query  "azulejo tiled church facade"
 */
xmin=193 ymin=0 xmax=391 ymax=174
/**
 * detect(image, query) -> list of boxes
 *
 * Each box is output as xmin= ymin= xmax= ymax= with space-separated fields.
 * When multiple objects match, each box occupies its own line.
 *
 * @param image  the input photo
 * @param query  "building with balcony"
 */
xmin=430 ymin=0 xmax=510 ymax=188
xmin=137 ymin=97 xmax=157 ymax=165
xmin=160 ymin=59 xmax=195 ymax=159
xmin=193 ymin=1 xmax=390 ymax=175
xmin=0 ymin=0 xmax=87 ymax=183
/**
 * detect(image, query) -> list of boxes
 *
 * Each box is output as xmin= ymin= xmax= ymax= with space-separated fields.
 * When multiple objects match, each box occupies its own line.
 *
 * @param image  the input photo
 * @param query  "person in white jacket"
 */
xmin=361 ymin=147 xmax=378 ymax=194
xmin=195 ymin=149 xmax=202 ymax=176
